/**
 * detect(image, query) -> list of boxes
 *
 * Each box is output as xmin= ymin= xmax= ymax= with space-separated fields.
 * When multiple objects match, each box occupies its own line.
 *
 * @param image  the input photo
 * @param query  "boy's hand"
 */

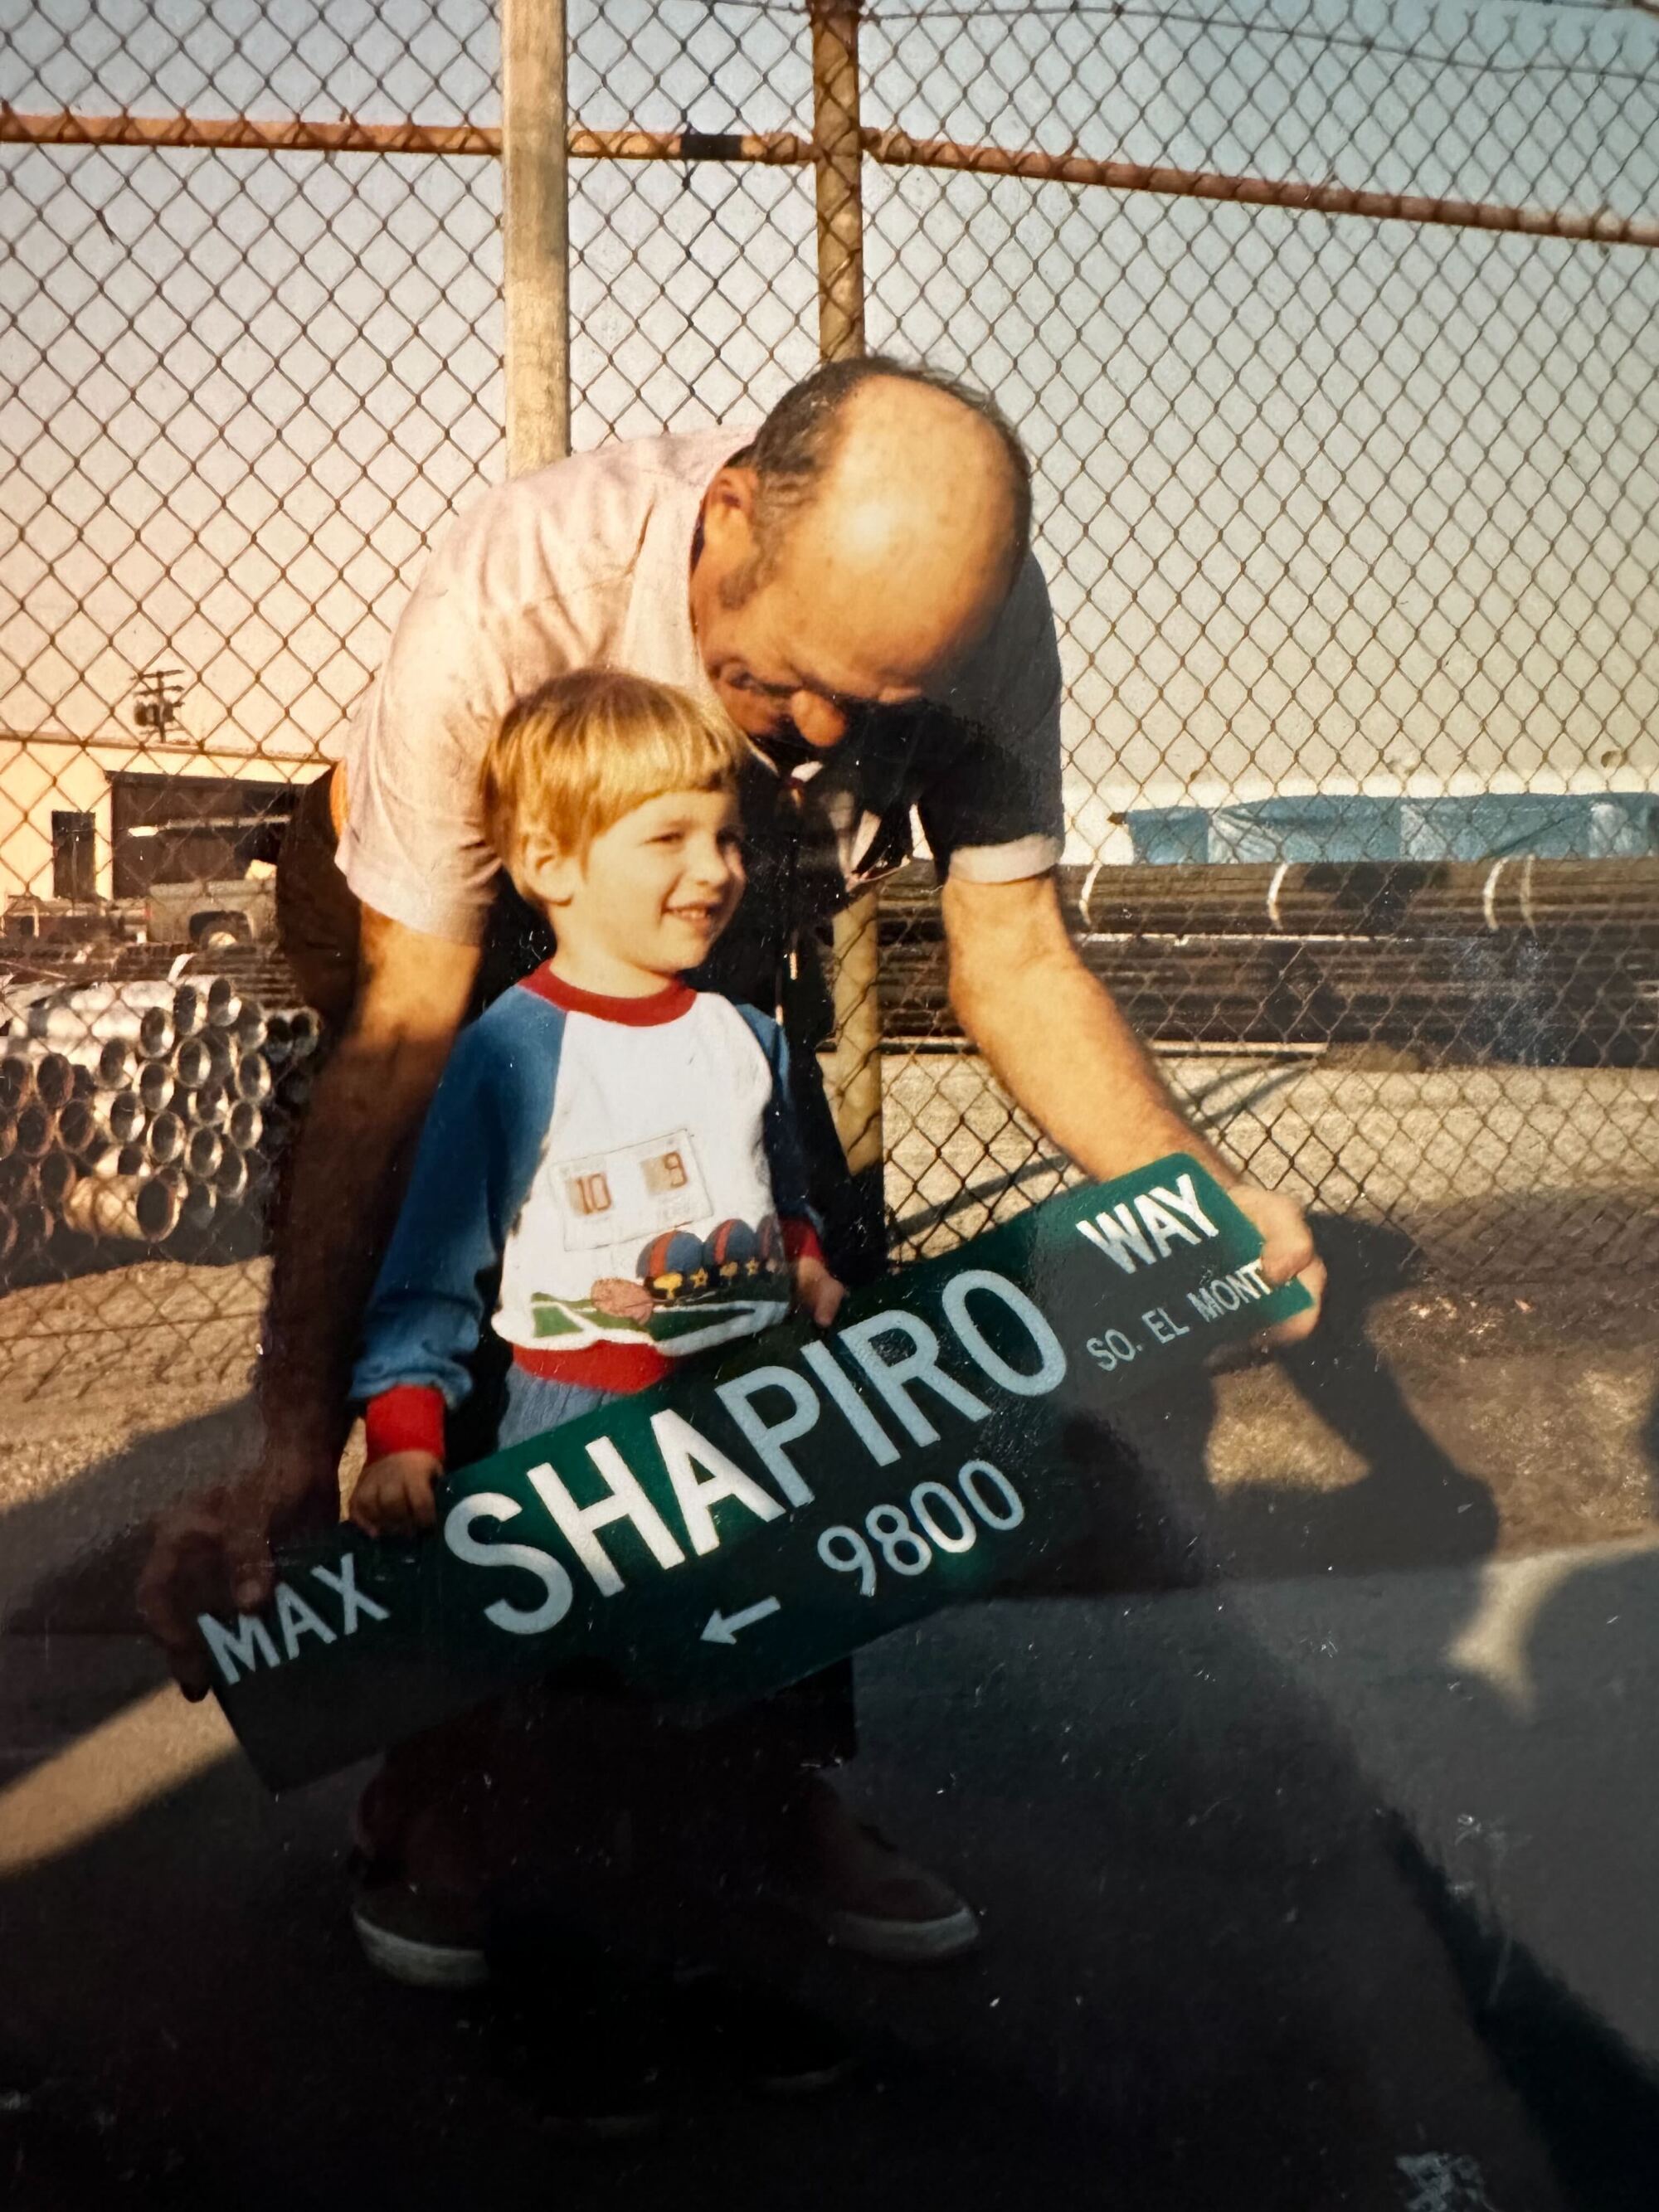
xmin=351 ymin=1450 xmax=445 ymax=1537
xmin=791 ymin=1254 xmax=845 ymax=1329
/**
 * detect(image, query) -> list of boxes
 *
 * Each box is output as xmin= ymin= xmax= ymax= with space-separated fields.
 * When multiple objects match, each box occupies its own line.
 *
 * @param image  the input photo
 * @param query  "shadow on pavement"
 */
xmin=0 ymin=1395 xmax=259 ymax=1639
xmin=1024 ymin=1213 xmax=1497 ymax=1598
xmin=1360 ymin=1534 xmax=1659 ymax=2212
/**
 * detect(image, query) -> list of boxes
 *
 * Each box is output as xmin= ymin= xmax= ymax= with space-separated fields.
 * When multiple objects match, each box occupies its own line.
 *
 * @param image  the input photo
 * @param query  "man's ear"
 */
xmin=517 ymin=831 xmax=579 ymax=910
xmin=700 ymin=464 xmax=759 ymax=568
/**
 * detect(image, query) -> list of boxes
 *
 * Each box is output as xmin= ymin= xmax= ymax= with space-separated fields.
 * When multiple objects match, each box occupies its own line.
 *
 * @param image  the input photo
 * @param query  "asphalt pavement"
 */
xmin=6 ymin=1071 xmax=1659 ymax=2210
xmin=13 ymin=1510 xmax=1659 ymax=2212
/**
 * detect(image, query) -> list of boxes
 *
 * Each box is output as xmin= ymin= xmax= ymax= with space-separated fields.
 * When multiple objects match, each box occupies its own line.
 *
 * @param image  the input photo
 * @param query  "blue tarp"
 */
xmin=1126 ymin=793 xmax=1659 ymax=865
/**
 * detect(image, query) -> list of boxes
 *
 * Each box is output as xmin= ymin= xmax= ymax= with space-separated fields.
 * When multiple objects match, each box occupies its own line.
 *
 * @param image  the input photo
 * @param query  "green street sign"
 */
xmin=207 ymin=1156 xmax=1311 ymax=1790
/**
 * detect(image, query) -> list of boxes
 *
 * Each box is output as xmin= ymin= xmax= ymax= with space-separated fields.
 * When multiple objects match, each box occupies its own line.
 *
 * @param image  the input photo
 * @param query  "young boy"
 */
xmin=344 ymin=670 xmax=976 ymax=2044
xmin=349 ymin=667 xmax=843 ymax=1521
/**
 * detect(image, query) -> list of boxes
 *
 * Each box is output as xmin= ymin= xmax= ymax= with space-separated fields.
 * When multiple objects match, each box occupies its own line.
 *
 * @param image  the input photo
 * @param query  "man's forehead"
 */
xmin=764 ymin=557 xmax=991 ymax=700
xmin=763 ymin=611 xmax=942 ymax=703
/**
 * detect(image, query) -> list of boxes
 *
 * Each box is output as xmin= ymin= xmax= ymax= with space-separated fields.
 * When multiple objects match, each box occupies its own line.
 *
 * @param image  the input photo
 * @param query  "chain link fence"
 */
xmin=3 ymin=0 xmax=1659 ymax=1394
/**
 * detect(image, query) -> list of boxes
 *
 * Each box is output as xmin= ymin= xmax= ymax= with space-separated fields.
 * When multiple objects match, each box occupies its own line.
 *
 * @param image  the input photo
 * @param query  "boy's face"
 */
xmin=548 ymin=786 xmax=746 ymax=983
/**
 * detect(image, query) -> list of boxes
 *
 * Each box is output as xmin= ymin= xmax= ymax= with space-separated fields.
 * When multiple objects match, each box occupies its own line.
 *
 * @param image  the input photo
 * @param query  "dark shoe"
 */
xmin=786 ymin=1783 xmax=980 ymax=1963
xmin=670 ymin=1968 xmax=859 ymax=2097
xmin=349 ymin=1855 xmax=491 ymax=1990
xmin=812 ymin=1826 xmax=980 ymax=1963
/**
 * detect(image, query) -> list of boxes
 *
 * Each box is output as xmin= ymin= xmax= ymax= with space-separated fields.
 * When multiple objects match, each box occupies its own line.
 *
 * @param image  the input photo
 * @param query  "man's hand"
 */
xmin=137 ymin=1448 xmax=340 ymax=1701
xmin=350 ymin=1450 xmax=445 ymax=1537
xmin=941 ymin=873 xmax=1326 ymax=1347
xmin=791 ymin=1254 xmax=846 ymax=1329
xmin=1227 ymin=1179 xmax=1325 ymax=1346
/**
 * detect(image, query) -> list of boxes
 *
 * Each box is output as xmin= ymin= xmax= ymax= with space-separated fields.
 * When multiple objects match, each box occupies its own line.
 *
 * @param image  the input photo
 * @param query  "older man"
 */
xmin=141 ymin=356 xmax=1323 ymax=1982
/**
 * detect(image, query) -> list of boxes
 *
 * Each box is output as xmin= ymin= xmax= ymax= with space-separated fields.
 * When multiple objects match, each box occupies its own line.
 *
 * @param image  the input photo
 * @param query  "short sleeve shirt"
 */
xmin=330 ymin=425 xmax=1065 ymax=946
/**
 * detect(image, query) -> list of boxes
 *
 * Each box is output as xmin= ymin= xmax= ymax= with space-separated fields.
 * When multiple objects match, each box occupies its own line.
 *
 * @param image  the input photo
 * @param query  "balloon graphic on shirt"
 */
xmin=638 ymin=1228 xmax=708 ymax=1301
xmin=755 ymin=1213 xmax=785 ymax=1273
xmin=704 ymin=1218 xmax=761 ymax=1286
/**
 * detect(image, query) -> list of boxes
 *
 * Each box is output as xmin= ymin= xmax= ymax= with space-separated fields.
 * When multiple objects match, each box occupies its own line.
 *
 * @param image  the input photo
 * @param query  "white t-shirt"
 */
xmin=331 ymin=426 xmax=1066 ymax=948
xmin=494 ymin=986 xmax=791 ymax=1363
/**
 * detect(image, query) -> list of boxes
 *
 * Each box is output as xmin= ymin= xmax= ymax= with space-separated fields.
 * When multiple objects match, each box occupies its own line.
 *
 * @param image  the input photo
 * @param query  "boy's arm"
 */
xmin=737 ymin=1007 xmax=842 ymax=1325
xmin=352 ymin=1007 xmax=559 ymax=1459
xmin=348 ymin=1023 xmax=509 ymax=1449
xmin=738 ymin=1008 xmax=825 ymax=1261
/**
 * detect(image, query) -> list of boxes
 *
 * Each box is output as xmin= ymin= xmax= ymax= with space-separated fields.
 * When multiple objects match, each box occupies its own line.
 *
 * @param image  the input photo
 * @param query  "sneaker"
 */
xmin=817 ymin=1838 xmax=981 ymax=1965
xmin=349 ymin=1857 xmax=491 ymax=1991
xmin=670 ymin=1968 xmax=859 ymax=2097
xmin=789 ymin=1790 xmax=980 ymax=1965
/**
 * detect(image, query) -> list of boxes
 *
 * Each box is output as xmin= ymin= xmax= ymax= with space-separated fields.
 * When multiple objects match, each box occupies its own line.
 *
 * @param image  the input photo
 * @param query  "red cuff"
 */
xmin=782 ymin=1217 xmax=824 ymax=1264
xmin=364 ymin=1384 xmax=446 ymax=1466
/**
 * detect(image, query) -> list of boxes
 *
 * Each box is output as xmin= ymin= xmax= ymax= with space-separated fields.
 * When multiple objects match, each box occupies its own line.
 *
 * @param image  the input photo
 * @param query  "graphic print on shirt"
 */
xmin=567 ymin=1208 xmax=789 ymax=1350
xmin=495 ymin=998 xmax=794 ymax=1363
xmin=553 ymin=1128 xmax=713 ymax=1251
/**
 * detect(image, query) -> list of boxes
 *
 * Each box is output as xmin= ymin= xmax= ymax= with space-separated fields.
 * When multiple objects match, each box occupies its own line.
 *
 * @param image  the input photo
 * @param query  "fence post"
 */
xmin=808 ymin=0 xmax=887 ymax=1265
xmin=502 ymin=0 xmax=570 ymax=472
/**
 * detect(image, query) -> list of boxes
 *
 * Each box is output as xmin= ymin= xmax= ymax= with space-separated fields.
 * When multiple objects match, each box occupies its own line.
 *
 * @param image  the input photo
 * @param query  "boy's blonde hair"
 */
xmin=481 ymin=668 xmax=752 ymax=897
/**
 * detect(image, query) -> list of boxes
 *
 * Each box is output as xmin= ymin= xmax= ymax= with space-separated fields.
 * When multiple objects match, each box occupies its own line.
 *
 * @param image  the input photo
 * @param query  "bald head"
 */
xmin=690 ymin=357 xmax=1034 ymax=753
xmin=767 ymin=375 xmax=1026 ymax=670
xmin=732 ymin=358 xmax=1028 ymax=600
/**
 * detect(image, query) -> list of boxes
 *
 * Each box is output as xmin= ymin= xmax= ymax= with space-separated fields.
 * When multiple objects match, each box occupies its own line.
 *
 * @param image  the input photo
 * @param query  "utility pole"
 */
xmin=130 ymin=668 xmax=184 ymax=736
xmin=807 ymin=0 xmax=887 ymax=1271
xmin=502 ymin=0 xmax=571 ymax=473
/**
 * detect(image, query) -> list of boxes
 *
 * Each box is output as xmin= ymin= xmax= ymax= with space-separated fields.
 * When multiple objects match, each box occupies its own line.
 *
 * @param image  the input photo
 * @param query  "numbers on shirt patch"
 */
xmin=815 ymin=1459 xmax=1026 ymax=1597
xmin=640 ymin=1148 xmax=688 ymax=1197
xmin=566 ymin=1169 xmax=613 ymax=1218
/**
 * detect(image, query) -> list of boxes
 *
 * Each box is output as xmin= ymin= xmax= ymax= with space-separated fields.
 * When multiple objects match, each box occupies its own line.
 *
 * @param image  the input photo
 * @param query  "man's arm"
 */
xmin=139 ymin=904 xmax=480 ymax=1694
xmin=260 ymin=905 xmax=482 ymax=1467
xmin=941 ymin=870 xmax=1324 ymax=1339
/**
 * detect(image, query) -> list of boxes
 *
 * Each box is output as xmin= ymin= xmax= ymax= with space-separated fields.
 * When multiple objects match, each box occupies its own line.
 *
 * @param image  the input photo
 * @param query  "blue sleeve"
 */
xmin=733 ymin=1003 xmax=819 ymax=1232
xmin=350 ymin=996 xmax=562 ymax=1407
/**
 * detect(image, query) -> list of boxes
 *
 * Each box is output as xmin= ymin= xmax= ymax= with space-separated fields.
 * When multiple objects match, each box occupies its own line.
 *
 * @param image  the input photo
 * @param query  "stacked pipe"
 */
xmin=0 ymin=975 xmax=321 ymax=1262
xmin=881 ymin=856 xmax=1659 ymax=939
xmin=876 ymin=860 xmax=1659 ymax=1063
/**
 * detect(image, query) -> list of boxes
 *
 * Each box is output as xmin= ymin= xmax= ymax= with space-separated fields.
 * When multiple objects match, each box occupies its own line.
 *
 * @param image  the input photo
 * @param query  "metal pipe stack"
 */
xmin=877 ymin=860 xmax=1659 ymax=1063
xmin=0 ymin=975 xmax=322 ymax=1262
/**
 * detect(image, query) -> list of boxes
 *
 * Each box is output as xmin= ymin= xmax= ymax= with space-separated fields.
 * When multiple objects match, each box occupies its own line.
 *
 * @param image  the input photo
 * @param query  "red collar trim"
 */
xmin=517 ymin=965 xmax=696 ymax=1027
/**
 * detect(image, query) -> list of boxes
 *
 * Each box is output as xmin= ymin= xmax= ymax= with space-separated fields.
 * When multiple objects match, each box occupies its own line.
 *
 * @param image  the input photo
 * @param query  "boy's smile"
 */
xmin=532 ymin=787 xmax=746 ymax=998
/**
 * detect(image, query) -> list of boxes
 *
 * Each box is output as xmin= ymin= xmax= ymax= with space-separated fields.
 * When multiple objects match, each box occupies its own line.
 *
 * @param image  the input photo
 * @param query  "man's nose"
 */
xmin=789 ymin=692 xmax=849 ymax=750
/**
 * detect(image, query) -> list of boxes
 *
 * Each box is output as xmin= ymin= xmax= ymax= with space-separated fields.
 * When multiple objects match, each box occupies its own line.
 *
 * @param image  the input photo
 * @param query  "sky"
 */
xmin=2 ymin=0 xmax=1659 ymax=880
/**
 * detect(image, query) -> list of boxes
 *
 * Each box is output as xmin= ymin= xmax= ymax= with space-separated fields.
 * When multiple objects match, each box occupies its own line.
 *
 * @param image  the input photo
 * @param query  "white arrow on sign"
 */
xmin=701 ymin=1597 xmax=782 ymax=1646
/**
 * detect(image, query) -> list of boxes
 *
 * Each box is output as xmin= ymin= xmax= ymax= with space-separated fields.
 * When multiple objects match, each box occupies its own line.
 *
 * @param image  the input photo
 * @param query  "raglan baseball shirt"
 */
xmin=351 ymin=965 xmax=824 ymax=1467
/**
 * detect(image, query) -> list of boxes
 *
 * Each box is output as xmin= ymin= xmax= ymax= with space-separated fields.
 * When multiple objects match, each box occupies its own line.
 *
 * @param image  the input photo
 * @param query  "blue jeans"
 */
xmin=497 ymin=1366 xmax=620 ymax=1451
xmin=490 ymin=1357 xmax=856 ymax=1771
xmin=361 ymin=1355 xmax=857 ymax=1936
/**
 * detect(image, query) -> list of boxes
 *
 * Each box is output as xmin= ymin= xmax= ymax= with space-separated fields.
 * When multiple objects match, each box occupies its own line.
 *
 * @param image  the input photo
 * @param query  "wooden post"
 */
xmin=502 ymin=0 xmax=570 ymax=473
xmin=808 ymin=0 xmax=886 ymax=1255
